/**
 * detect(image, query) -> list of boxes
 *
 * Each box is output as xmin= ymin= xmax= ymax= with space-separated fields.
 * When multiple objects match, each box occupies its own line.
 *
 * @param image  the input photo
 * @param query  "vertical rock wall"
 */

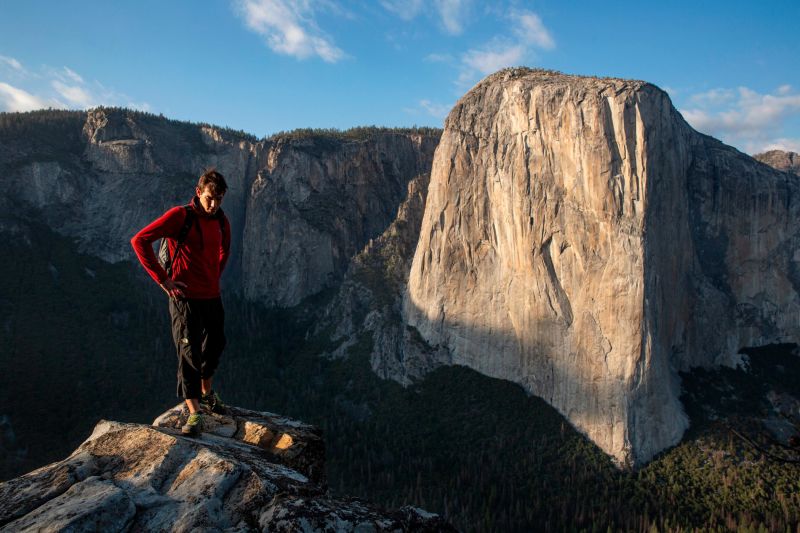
xmin=242 ymin=134 xmax=438 ymax=307
xmin=402 ymin=69 xmax=800 ymax=466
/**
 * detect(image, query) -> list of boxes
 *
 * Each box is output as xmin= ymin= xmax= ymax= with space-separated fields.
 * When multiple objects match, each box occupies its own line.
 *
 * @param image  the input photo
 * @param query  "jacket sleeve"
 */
xmin=130 ymin=207 xmax=186 ymax=285
xmin=219 ymin=215 xmax=232 ymax=275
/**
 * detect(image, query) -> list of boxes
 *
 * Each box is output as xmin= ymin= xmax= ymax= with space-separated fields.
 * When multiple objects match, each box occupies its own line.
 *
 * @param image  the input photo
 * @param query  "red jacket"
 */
xmin=131 ymin=197 xmax=231 ymax=299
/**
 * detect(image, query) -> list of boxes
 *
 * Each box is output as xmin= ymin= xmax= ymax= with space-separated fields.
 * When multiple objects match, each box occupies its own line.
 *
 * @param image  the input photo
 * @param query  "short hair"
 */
xmin=198 ymin=168 xmax=228 ymax=195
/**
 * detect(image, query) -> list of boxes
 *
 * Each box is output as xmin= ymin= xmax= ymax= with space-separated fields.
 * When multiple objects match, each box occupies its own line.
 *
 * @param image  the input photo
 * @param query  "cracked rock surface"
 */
xmin=0 ymin=405 xmax=453 ymax=532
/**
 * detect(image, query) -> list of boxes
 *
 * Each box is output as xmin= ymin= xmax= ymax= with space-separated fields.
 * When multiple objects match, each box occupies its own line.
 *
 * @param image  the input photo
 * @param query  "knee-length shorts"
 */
xmin=168 ymin=297 xmax=226 ymax=399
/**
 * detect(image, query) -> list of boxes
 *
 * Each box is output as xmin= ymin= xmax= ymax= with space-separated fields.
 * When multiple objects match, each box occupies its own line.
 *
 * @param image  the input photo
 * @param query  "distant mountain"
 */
xmin=754 ymin=149 xmax=800 ymax=176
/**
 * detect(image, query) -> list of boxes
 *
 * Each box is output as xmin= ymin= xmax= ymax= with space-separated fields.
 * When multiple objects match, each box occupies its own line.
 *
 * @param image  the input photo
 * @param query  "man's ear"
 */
xmin=195 ymin=186 xmax=202 ymax=197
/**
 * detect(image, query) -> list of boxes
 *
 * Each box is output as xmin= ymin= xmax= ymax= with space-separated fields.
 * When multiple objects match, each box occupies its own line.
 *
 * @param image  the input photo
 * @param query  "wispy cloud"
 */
xmin=435 ymin=0 xmax=470 ymax=35
xmin=0 ymin=54 xmax=23 ymax=72
xmin=234 ymin=0 xmax=345 ymax=63
xmin=419 ymin=99 xmax=451 ymax=119
xmin=51 ymin=80 xmax=94 ymax=108
xmin=381 ymin=0 xmax=424 ymax=21
xmin=456 ymin=9 xmax=555 ymax=89
xmin=0 ymin=60 xmax=150 ymax=113
xmin=0 ymin=82 xmax=54 ymax=112
xmin=761 ymin=137 xmax=800 ymax=154
xmin=512 ymin=10 xmax=555 ymax=50
xmin=403 ymin=97 xmax=453 ymax=122
xmin=459 ymin=42 xmax=524 ymax=85
xmin=689 ymin=87 xmax=735 ymax=106
xmin=381 ymin=0 xmax=471 ymax=35
xmin=62 ymin=67 xmax=84 ymax=84
xmin=424 ymin=52 xmax=454 ymax=63
xmin=680 ymin=85 xmax=800 ymax=154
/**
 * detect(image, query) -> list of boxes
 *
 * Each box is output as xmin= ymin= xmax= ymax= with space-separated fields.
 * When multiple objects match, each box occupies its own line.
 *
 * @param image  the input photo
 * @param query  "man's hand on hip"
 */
xmin=161 ymin=279 xmax=188 ymax=299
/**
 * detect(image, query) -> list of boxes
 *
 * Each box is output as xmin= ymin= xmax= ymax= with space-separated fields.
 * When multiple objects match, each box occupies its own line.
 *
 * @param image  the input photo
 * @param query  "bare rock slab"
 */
xmin=0 ymin=406 xmax=454 ymax=532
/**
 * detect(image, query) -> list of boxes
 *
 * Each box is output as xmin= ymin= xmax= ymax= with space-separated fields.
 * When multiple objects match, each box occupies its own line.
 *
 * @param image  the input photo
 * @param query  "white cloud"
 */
xmin=381 ymin=0 xmax=470 ymax=35
xmin=381 ymin=0 xmax=424 ymax=21
xmin=456 ymin=9 xmax=554 ymax=88
xmin=0 ymin=62 xmax=149 ymax=113
xmin=419 ymin=99 xmax=451 ymax=118
xmin=435 ymin=0 xmax=469 ymax=35
xmin=689 ymin=88 xmax=735 ymax=106
xmin=680 ymin=85 xmax=800 ymax=154
xmin=424 ymin=52 xmax=454 ymax=63
xmin=662 ymin=86 xmax=679 ymax=98
xmin=761 ymin=138 xmax=800 ymax=154
xmin=234 ymin=0 xmax=345 ymax=63
xmin=0 ymin=55 xmax=23 ymax=71
xmin=51 ymin=80 xmax=95 ymax=108
xmin=0 ymin=82 xmax=58 ymax=112
xmin=62 ymin=67 xmax=84 ymax=84
xmin=513 ymin=10 xmax=555 ymax=50
xmin=460 ymin=43 xmax=524 ymax=84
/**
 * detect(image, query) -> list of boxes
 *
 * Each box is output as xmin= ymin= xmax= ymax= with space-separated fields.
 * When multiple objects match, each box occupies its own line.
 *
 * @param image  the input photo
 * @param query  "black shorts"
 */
xmin=168 ymin=297 xmax=226 ymax=399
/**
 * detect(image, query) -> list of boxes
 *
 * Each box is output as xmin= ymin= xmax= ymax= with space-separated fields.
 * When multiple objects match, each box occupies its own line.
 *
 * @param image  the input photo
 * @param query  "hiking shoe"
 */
xmin=200 ymin=390 xmax=226 ymax=414
xmin=181 ymin=413 xmax=203 ymax=436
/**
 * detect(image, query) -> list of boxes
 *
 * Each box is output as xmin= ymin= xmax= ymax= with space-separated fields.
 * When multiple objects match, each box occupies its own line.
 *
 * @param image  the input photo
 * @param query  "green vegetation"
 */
xmin=1 ymin=220 xmax=799 ymax=531
xmin=96 ymin=106 xmax=260 ymax=143
xmin=0 ymin=215 xmax=177 ymax=479
xmin=266 ymin=125 xmax=442 ymax=143
xmin=0 ymin=110 xmax=86 ymax=172
xmin=0 ymin=106 xmax=258 ymax=155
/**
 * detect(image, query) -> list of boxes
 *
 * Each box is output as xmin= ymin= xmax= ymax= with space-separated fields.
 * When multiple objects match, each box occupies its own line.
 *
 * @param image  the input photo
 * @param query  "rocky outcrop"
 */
xmin=0 ymin=405 xmax=453 ymax=532
xmin=400 ymin=68 xmax=800 ymax=467
xmin=754 ymin=149 xmax=800 ymax=176
xmin=0 ymin=109 xmax=439 ymax=306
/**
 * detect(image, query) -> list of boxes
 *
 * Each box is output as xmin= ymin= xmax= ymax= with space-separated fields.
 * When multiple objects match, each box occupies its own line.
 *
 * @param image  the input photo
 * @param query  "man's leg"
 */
xmin=199 ymin=297 xmax=226 ymax=386
xmin=198 ymin=297 xmax=226 ymax=412
xmin=169 ymin=299 xmax=204 ymax=413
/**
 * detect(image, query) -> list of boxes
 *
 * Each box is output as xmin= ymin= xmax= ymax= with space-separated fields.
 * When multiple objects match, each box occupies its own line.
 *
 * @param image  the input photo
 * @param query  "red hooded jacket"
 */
xmin=131 ymin=197 xmax=231 ymax=299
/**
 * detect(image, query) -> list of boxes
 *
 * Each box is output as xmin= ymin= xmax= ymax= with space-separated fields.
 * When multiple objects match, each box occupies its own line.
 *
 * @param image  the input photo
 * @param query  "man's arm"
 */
xmin=131 ymin=207 xmax=186 ymax=288
xmin=219 ymin=214 xmax=232 ymax=274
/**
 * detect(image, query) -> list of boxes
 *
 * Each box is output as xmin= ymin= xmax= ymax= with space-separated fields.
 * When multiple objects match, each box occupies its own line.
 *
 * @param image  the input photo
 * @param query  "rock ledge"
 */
xmin=0 ymin=405 xmax=454 ymax=532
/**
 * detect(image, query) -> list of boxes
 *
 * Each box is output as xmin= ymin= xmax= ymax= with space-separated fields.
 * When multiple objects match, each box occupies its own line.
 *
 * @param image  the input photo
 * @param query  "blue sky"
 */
xmin=1 ymin=0 xmax=798 ymax=154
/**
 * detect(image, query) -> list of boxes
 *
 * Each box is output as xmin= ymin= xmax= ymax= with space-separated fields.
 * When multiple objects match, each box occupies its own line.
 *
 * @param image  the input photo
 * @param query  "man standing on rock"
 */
xmin=131 ymin=169 xmax=231 ymax=436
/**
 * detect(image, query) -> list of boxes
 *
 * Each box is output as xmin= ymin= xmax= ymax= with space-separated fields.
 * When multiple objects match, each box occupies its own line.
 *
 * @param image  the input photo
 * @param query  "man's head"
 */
xmin=196 ymin=169 xmax=227 ymax=215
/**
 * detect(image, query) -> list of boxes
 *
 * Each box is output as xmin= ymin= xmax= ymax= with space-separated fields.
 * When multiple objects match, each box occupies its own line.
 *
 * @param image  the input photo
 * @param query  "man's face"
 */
xmin=196 ymin=185 xmax=224 ymax=215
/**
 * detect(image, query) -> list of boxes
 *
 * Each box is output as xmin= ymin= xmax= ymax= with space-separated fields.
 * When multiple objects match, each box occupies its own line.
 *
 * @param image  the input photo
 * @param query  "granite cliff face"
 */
xmin=242 ymin=133 xmax=438 ymax=306
xmin=0 ymin=109 xmax=438 ymax=307
xmin=754 ymin=149 xmax=800 ymax=176
xmin=0 ymin=405 xmax=452 ymax=531
xmin=398 ymin=68 xmax=800 ymax=467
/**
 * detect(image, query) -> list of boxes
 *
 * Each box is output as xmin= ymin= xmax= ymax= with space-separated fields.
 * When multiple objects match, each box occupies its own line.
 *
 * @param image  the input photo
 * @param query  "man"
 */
xmin=131 ymin=169 xmax=232 ymax=436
